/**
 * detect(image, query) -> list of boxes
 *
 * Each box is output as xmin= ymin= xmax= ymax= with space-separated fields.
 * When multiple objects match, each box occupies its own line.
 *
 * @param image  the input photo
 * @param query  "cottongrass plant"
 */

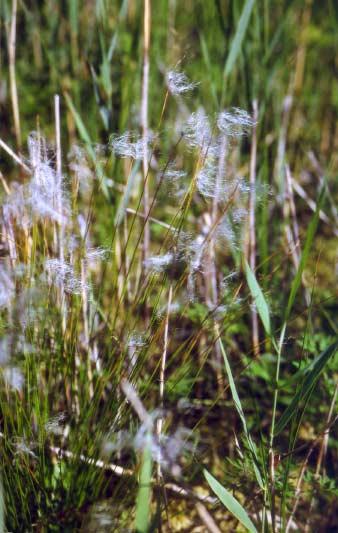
xmin=0 ymin=62 xmax=334 ymax=531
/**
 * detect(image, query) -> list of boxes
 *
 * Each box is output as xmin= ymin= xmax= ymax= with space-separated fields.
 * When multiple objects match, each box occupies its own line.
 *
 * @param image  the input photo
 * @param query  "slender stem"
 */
xmin=157 ymin=283 xmax=173 ymax=479
xmin=0 ymin=138 xmax=30 ymax=172
xmin=249 ymin=100 xmax=259 ymax=356
xmin=270 ymin=323 xmax=286 ymax=449
xmin=8 ymin=0 xmax=21 ymax=148
xmin=54 ymin=95 xmax=67 ymax=333
xmin=142 ymin=0 xmax=151 ymax=265
xmin=269 ymin=322 xmax=286 ymax=533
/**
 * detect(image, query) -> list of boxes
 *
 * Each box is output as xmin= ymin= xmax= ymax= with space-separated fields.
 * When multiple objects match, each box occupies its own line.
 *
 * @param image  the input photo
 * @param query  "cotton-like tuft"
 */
xmin=27 ymin=133 xmax=69 ymax=225
xmin=143 ymin=252 xmax=174 ymax=273
xmin=0 ymin=264 xmax=15 ymax=308
xmin=45 ymin=258 xmax=89 ymax=295
xmin=183 ymin=108 xmax=214 ymax=157
xmin=3 ymin=366 xmax=24 ymax=392
xmin=167 ymin=70 xmax=198 ymax=95
xmin=217 ymin=108 xmax=255 ymax=137
xmin=110 ymin=131 xmax=154 ymax=160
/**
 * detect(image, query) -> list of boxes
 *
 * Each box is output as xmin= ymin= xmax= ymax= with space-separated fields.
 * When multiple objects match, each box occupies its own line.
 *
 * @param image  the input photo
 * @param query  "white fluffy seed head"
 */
xmin=159 ymin=167 xmax=187 ymax=198
xmin=110 ymin=131 xmax=154 ymax=160
xmin=3 ymin=133 xmax=69 ymax=227
xmin=128 ymin=333 xmax=146 ymax=350
xmin=188 ymin=235 xmax=206 ymax=273
xmin=3 ymin=366 xmax=24 ymax=392
xmin=12 ymin=437 xmax=36 ymax=458
xmin=183 ymin=108 xmax=213 ymax=156
xmin=45 ymin=412 xmax=67 ymax=435
xmin=84 ymin=247 xmax=110 ymax=270
xmin=28 ymin=181 xmax=69 ymax=225
xmin=68 ymin=144 xmax=94 ymax=190
xmin=134 ymin=422 xmax=192 ymax=474
xmin=143 ymin=252 xmax=174 ymax=273
xmin=166 ymin=70 xmax=198 ymax=95
xmin=45 ymin=259 xmax=89 ymax=295
xmin=197 ymin=160 xmax=225 ymax=200
xmin=26 ymin=132 xmax=70 ymax=225
xmin=217 ymin=108 xmax=255 ymax=137
xmin=0 ymin=264 xmax=14 ymax=308
xmin=215 ymin=217 xmax=237 ymax=247
xmin=0 ymin=337 xmax=10 ymax=366
xmin=162 ymin=168 xmax=187 ymax=181
xmin=2 ymin=183 xmax=30 ymax=230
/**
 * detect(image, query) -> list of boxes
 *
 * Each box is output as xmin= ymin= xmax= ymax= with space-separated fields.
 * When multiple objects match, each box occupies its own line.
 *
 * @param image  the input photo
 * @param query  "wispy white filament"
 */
xmin=217 ymin=108 xmax=255 ymax=137
xmin=3 ymin=366 xmax=24 ymax=392
xmin=167 ymin=70 xmax=198 ymax=95
xmin=111 ymin=131 xmax=154 ymax=160
xmin=184 ymin=108 xmax=213 ymax=156
xmin=27 ymin=132 xmax=69 ymax=225
xmin=45 ymin=259 xmax=89 ymax=295
xmin=0 ymin=264 xmax=14 ymax=308
xmin=143 ymin=252 xmax=173 ymax=273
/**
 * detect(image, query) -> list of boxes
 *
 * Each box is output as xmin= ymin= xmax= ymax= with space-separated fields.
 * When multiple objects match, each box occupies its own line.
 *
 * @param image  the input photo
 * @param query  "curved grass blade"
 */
xmin=219 ymin=339 xmax=263 ymax=489
xmin=204 ymin=469 xmax=258 ymax=533
xmin=275 ymin=340 xmax=338 ymax=435
xmin=244 ymin=258 xmax=271 ymax=337
xmin=284 ymin=184 xmax=325 ymax=322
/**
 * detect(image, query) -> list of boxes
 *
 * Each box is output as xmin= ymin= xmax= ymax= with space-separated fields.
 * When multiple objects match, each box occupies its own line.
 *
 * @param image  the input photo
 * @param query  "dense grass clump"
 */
xmin=0 ymin=1 xmax=337 ymax=531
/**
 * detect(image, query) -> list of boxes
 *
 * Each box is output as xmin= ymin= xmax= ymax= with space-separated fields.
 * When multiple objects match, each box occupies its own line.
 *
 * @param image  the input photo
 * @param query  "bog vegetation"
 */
xmin=0 ymin=1 xmax=337 ymax=531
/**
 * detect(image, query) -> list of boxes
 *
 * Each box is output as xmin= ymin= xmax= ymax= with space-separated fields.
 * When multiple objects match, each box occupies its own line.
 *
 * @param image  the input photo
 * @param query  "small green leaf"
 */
xmin=244 ymin=258 xmax=271 ymax=336
xmin=204 ymin=470 xmax=258 ymax=533
xmin=275 ymin=340 xmax=338 ymax=435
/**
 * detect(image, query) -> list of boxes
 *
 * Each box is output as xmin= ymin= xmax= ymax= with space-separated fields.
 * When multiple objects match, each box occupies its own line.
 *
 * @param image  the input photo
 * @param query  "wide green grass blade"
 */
xmin=244 ymin=258 xmax=271 ymax=336
xmin=135 ymin=434 xmax=153 ymax=533
xmin=224 ymin=0 xmax=255 ymax=78
xmin=204 ymin=469 xmax=258 ymax=533
xmin=284 ymin=185 xmax=325 ymax=322
xmin=275 ymin=340 xmax=338 ymax=435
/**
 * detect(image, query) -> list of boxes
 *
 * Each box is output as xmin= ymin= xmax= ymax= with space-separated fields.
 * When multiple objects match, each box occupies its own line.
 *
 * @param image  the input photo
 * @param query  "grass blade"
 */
xmin=204 ymin=469 xmax=258 ymax=533
xmin=284 ymin=185 xmax=325 ymax=321
xmin=0 ymin=476 xmax=4 ymax=533
xmin=114 ymin=161 xmax=140 ymax=226
xmin=135 ymin=433 xmax=153 ymax=533
xmin=244 ymin=257 xmax=271 ymax=336
xmin=219 ymin=339 xmax=263 ymax=488
xmin=224 ymin=0 xmax=255 ymax=78
xmin=275 ymin=340 xmax=338 ymax=435
xmin=64 ymin=92 xmax=109 ymax=198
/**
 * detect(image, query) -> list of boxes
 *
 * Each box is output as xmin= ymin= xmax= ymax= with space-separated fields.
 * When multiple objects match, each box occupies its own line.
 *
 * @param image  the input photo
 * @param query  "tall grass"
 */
xmin=0 ymin=1 xmax=337 ymax=531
